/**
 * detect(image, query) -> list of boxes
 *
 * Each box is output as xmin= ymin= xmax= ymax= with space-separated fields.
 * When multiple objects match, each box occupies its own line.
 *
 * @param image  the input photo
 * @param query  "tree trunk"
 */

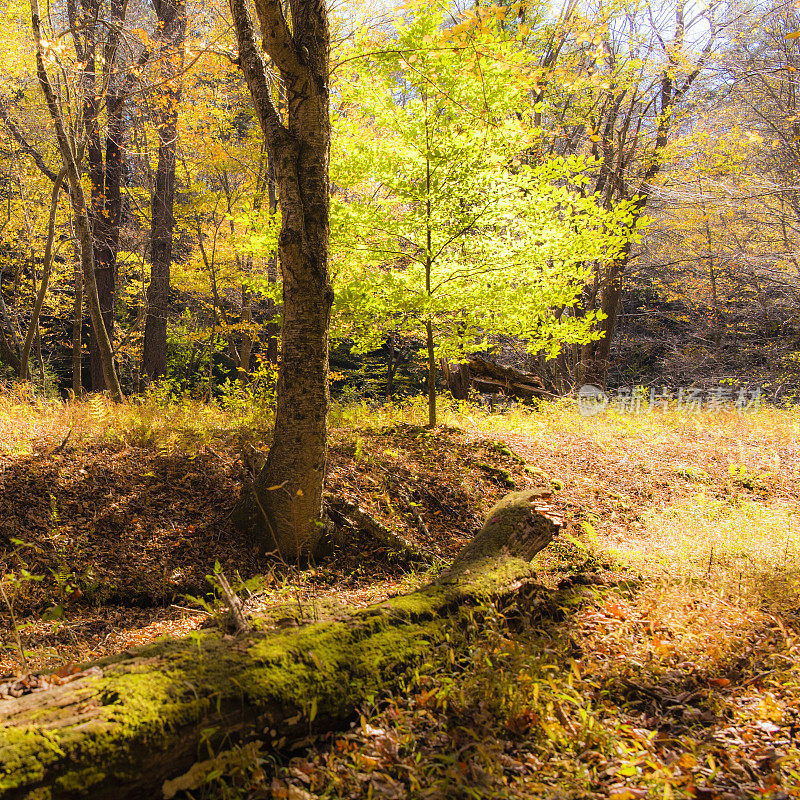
xmin=229 ymin=0 xmax=333 ymax=558
xmin=0 ymin=490 xmax=560 ymax=800
xmin=386 ymin=332 xmax=397 ymax=400
xmin=30 ymin=0 xmax=123 ymax=401
xmin=72 ymin=255 xmax=83 ymax=397
xmin=582 ymin=256 xmax=624 ymax=387
xmin=0 ymin=284 xmax=22 ymax=375
xmin=264 ymin=153 xmax=280 ymax=364
xmin=19 ymin=170 xmax=66 ymax=380
xmin=87 ymin=90 xmax=125 ymax=392
xmin=142 ymin=0 xmax=186 ymax=383
xmin=238 ymin=284 xmax=253 ymax=379
xmin=426 ymin=319 xmax=437 ymax=427
xmin=440 ymin=358 xmax=470 ymax=400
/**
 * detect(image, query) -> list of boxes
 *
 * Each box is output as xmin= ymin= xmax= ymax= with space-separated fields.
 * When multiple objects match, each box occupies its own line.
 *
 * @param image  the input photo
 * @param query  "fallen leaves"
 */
xmin=0 ymin=665 xmax=102 ymax=699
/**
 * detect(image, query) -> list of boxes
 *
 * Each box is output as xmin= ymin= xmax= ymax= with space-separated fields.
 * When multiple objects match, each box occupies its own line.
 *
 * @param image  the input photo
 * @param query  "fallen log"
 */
xmin=468 ymin=358 xmax=543 ymax=389
xmin=0 ymin=489 xmax=562 ymax=800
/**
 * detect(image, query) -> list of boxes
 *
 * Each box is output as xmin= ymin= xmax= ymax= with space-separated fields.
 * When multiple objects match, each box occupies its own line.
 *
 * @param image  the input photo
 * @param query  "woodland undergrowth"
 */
xmin=1 ymin=388 xmax=799 ymax=799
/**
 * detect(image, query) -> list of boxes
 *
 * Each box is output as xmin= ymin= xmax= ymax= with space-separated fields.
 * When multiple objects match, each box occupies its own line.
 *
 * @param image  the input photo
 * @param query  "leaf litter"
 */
xmin=1 ymin=405 xmax=800 ymax=798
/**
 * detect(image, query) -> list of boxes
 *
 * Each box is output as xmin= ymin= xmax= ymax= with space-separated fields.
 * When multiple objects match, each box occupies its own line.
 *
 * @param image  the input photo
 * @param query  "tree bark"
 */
xmin=0 ymin=283 xmax=22 ymax=374
xmin=83 ymin=0 xmax=126 ymax=392
xmin=264 ymin=152 xmax=280 ymax=364
xmin=440 ymin=358 xmax=470 ymax=401
xmin=30 ymin=0 xmax=123 ymax=401
xmin=142 ymin=0 xmax=186 ymax=382
xmin=72 ymin=254 xmax=83 ymax=397
xmin=0 ymin=490 xmax=560 ymax=800
xmin=229 ymin=0 xmax=333 ymax=558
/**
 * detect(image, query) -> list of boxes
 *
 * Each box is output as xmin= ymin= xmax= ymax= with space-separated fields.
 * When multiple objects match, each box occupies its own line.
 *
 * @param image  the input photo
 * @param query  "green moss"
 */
xmin=24 ymin=788 xmax=51 ymax=800
xmin=0 ymin=727 xmax=63 ymax=790
xmin=483 ymin=440 xmax=527 ymax=464
xmin=475 ymin=462 xmax=517 ymax=488
xmin=54 ymin=768 xmax=107 ymax=794
xmin=524 ymin=465 xmax=549 ymax=479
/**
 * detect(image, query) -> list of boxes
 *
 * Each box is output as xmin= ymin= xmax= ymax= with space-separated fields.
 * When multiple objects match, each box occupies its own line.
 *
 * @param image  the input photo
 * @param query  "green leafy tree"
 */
xmin=331 ymin=2 xmax=638 ymax=425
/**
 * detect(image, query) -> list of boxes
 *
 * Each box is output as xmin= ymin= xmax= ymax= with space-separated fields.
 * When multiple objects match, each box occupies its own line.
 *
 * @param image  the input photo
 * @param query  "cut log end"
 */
xmin=447 ymin=488 xmax=563 ymax=575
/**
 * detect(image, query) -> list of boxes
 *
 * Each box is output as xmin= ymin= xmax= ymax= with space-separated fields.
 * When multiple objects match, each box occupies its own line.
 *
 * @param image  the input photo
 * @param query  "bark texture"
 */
xmin=229 ymin=0 xmax=333 ymax=558
xmin=142 ymin=0 xmax=186 ymax=382
xmin=0 ymin=490 xmax=560 ymax=800
xmin=82 ymin=0 xmax=126 ymax=392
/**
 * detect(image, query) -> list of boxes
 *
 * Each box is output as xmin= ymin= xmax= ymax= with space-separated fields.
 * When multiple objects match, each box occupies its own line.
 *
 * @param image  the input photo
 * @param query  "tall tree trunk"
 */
xmin=0 ymin=273 xmax=22 ymax=374
xmin=87 ymin=89 xmax=125 ymax=392
xmin=426 ymin=318 xmax=436 ymax=427
xmin=72 ymin=254 xmax=83 ymax=397
xmin=239 ymin=284 xmax=253 ymax=379
xmin=582 ymin=258 xmax=624 ymax=387
xmin=79 ymin=0 xmax=124 ymax=391
xmin=229 ymin=0 xmax=333 ymax=559
xmin=264 ymin=153 xmax=280 ymax=364
xmin=142 ymin=0 xmax=185 ymax=382
xmin=31 ymin=0 xmax=123 ymax=401
xmin=0 ymin=490 xmax=560 ymax=800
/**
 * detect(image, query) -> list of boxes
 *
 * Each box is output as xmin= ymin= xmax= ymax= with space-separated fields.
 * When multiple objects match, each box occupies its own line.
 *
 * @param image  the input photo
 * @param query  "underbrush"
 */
xmin=0 ymin=380 xmax=274 ymax=456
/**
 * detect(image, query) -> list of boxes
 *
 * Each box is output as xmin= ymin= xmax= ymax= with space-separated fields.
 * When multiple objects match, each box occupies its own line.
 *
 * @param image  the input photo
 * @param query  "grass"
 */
xmin=2 ymin=388 xmax=800 ymax=798
xmin=0 ymin=384 xmax=272 ymax=455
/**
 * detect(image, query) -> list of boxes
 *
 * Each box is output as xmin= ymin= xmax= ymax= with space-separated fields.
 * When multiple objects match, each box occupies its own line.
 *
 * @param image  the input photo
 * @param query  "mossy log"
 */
xmin=0 ymin=489 xmax=561 ymax=800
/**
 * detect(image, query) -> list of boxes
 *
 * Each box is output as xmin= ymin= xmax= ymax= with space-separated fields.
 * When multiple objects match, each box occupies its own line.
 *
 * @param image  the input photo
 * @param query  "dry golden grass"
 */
xmin=0 ymin=385 xmax=266 ymax=455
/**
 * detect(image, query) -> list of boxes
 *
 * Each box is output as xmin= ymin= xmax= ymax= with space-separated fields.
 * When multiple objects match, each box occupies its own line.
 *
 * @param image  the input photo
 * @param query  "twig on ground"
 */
xmin=211 ymin=570 xmax=250 ymax=633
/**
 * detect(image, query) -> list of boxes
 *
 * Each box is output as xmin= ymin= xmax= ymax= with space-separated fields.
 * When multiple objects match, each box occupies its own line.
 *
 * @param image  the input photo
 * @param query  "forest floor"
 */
xmin=1 ymin=390 xmax=799 ymax=799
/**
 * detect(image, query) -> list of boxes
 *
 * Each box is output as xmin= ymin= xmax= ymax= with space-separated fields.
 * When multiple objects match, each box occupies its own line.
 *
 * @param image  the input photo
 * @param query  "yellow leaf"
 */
xmin=677 ymin=753 xmax=697 ymax=770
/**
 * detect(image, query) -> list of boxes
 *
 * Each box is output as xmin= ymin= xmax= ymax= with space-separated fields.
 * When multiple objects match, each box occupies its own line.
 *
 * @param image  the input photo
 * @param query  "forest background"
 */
xmin=3 ymin=0 xmax=800 ymax=795
xmin=0 ymin=0 xmax=796 ymax=409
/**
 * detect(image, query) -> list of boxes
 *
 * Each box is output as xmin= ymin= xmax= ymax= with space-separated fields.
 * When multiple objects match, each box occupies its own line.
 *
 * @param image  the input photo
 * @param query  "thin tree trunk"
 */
xmin=0 ymin=490 xmax=560 ymax=800
xmin=81 ymin=0 xmax=124 ymax=392
xmin=386 ymin=331 xmax=396 ymax=400
xmin=142 ymin=0 xmax=185 ymax=382
xmin=72 ymin=254 xmax=83 ymax=397
xmin=87 ymin=84 xmax=126 ymax=391
xmin=239 ymin=284 xmax=253 ymax=379
xmin=426 ymin=318 xmax=436 ymax=427
xmin=30 ymin=0 xmax=123 ymax=401
xmin=264 ymin=149 xmax=280 ymax=364
xmin=19 ymin=169 xmax=66 ymax=380
xmin=0 ymin=268 xmax=22 ymax=373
